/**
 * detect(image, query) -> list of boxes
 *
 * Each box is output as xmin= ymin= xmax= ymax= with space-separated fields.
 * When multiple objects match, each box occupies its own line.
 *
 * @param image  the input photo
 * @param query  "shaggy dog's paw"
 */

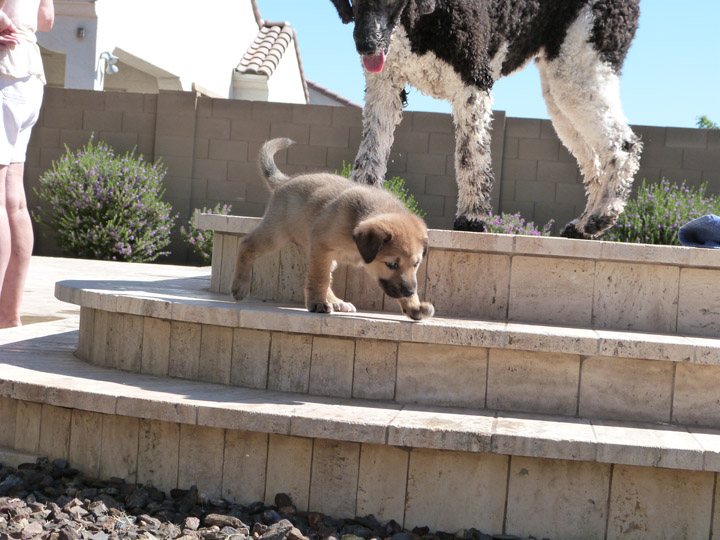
xmin=308 ymin=302 xmax=334 ymax=314
xmin=332 ymin=301 xmax=357 ymax=313
xmin=404 ymin=302 xmax=435 ymax=321
xmin=453 ymin=216 xmax=486 ymax=232
xmin=559 ymin=222 xmax=586 ymax=239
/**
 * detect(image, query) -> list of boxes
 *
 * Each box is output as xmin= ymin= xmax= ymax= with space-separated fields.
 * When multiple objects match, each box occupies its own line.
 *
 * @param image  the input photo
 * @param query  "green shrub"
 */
xmin=180 ymin=203 xmax=233 ymax=265
xmin=604 ymin=178 xmax=720 ymax=245
xmin=336 ymin=162 xmax=426 ymax=218
xmin=33 ymin=137 xmax=176 ymax=262
xmin=484 ymin=212 xmax=554 ymax=236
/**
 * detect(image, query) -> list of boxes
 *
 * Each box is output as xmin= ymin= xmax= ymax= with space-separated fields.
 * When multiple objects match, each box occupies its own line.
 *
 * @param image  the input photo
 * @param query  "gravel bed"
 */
xmin=0 ymin=458 xmax=530 ymax=540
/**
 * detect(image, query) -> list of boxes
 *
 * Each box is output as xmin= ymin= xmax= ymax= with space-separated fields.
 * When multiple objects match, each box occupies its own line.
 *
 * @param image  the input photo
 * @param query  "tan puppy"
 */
xmin=230 ymin=138 xmax=434 ymax=321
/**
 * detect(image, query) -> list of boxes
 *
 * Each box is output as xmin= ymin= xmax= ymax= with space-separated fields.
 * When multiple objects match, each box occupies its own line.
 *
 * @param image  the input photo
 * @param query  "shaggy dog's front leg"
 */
xmin=352 ymin=73 xmax=405 ymax=187
xmin=451 ymin=87 xmax=496 ymax=232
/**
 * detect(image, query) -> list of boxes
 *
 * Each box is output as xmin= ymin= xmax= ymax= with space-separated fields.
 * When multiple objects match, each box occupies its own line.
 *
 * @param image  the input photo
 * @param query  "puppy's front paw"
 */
xmin=308 ymin=302 xmax=334 ymax=314
xmin=230 ymin=277 xmax=251 ymax=302
xmin=332 ymin=301 xmax=357 ymax=313
xmin=405 ymin=302 xmax=435 ymax=321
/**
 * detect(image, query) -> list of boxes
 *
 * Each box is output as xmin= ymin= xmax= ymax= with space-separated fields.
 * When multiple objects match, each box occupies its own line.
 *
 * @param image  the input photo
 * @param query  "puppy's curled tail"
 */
xmin=259 ymin=138 xmax=294 ymax=191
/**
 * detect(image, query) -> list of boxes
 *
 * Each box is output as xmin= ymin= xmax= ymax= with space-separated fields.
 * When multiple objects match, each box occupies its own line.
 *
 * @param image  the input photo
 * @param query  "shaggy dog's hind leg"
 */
xmin=451 ymin=87 xmax=495 ymax=233
xmin=538 ymin=14 xmax=641 ymax=239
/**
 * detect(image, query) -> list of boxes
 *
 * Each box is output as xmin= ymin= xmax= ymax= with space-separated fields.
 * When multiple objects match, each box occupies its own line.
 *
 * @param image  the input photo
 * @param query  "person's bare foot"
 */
xmin=0 ymin=317 xmax=22 ymax=329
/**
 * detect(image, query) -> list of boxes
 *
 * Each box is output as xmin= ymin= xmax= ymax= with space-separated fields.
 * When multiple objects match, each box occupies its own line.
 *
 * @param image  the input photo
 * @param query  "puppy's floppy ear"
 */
xmin=330 ymin=0 xmax=355 ymax=23
xmin=415 ymin=0 xmax=436 ymax=15
xmin=354 ymin=223 xmax=392 ymax=264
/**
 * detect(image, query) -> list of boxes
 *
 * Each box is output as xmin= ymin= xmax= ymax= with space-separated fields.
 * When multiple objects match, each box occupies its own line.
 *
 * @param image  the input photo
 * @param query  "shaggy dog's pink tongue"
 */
xmin=362 ymin=52 xmax=386 ymax=73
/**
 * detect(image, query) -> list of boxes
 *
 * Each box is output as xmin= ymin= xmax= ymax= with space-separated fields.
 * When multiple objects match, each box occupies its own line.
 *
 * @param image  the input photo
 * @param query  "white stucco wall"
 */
xmin=266 ymin=39 xmax=306 ymax=105
xmin=39 ymin=0 xmax=260 ymax=95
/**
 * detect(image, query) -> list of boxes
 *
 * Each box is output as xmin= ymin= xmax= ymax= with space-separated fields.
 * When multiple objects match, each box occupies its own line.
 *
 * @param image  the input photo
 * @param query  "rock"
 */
xmin=204 ymin=513 xmax=248 ymax=530
xmin=185 ymin=516 xmax=201 ymax=530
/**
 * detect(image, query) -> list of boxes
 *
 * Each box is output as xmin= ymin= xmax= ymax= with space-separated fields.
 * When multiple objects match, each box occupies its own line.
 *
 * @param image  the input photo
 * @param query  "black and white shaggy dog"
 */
xmin=331 ymin=0 xmax=642 ymax=238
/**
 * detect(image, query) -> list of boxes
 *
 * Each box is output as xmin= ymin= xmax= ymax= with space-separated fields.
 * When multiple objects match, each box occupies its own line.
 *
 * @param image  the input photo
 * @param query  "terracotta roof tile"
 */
xmin=238 ymin=23 xmax=294 ymax=78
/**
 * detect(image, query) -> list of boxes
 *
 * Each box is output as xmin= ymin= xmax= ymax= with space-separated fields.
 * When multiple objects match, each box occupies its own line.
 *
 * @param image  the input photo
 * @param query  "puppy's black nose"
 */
xmin=400 ymin=284 xmax=416 ymax=297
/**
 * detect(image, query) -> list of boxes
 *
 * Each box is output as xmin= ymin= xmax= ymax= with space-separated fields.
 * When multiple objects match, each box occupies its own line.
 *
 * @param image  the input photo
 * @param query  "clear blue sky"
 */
xmin=256 ymin=0 xmax=720 ymax=129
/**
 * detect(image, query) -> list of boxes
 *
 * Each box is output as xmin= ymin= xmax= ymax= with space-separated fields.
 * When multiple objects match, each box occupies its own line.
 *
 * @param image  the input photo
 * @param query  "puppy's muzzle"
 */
xmin=379 ymin=279 xmax=416 ymax=299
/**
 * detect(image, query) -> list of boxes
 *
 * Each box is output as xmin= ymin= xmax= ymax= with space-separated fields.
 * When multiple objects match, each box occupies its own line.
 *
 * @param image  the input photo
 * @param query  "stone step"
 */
xmin=3 ymin=323 xmax=720 ymax=539
xmin=55 ymin=275 xmax=720 ymax=429
xmin=199 ymin=214 xmax=720 ymax=338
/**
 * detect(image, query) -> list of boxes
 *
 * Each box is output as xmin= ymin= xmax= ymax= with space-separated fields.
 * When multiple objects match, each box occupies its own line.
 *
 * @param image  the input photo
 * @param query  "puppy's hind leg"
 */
xmin=230 ymin=223 xmax=289 ymax=301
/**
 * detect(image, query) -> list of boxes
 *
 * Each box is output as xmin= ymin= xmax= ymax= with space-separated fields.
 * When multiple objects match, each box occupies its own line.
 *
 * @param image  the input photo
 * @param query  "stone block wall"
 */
xmin=26 ymin=88 xmax=720 ymax=263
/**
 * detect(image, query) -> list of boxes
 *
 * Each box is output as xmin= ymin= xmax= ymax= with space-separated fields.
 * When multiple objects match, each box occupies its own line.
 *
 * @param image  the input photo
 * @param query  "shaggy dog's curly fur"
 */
xmin=331 ymin=0 xmax=642 ymax=238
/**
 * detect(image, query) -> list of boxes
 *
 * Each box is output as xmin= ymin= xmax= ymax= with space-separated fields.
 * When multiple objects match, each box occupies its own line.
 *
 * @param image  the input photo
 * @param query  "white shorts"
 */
xmin=0 ymin=73 xmax=43 ymax=165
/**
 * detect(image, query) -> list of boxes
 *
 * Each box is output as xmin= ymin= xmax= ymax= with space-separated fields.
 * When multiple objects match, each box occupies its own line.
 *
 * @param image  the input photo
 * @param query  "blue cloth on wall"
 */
xmin=679 ymin=214 xmax=720 ymax=248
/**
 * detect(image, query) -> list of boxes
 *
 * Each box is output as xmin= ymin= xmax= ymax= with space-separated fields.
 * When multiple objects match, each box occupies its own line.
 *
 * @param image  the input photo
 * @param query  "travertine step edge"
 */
xmin=2 ymin=341 xmax=720 ymax=475
xmin=55 ymin=279 xmax=720 ymax=366
xmin=198 ymin=214 xmax=720 ymax=269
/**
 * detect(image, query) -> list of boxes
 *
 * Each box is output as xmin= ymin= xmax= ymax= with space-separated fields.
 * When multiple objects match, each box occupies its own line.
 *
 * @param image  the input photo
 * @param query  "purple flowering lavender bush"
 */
xmin=34 ymin=137 xmax=177 ymax=262
xmin=180 ymin=203 xmax=232 ymax=265
xmin=484 ymin=212 xmax=554 ymax=236
xmin=604 ymin=178 xmax=720 ymax=245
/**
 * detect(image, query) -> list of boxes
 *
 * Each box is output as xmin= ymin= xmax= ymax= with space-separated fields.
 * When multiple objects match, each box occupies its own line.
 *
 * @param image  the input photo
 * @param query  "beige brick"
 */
xmin=77 ymin=307 xmax=95 ymax=361
xmin=607 ymin=465 xmax=714 ymax=540
xmin=250 ymin=248 xmax=281 ymax=299
xmin=678 ymin=268 xmax=720 ymax=336
xmin=231 ymin=328 xmax=271 ymax=389
xmin=265 ymin=434 xmax=313 ymax=511
xmin=397 ymin=343 xmax=487 ymax=408
xmin=509 ymin=256 xmax=595 ymax=326
xmin=393 ymin=131 xmax=430 ymax=153
xmin=14 ymin=401 xmax=42 ymax=453
xmin=268 ymin=333 xmax=313 ymax=393
xmin=39 ymin=405 xmax=71 ymax=461
xmin=100 ymin=415 xmax=139 ymax=482
xmin=209 ymin=139 xmax=248 ymax=161
xmin=593 ymin=262 xmax=679 ymax=332
xmin=343 ymin=265 xmax=384 ymax=311
xmin=69 ymin=410 xmax=103 ymax=477
xmin=169 ymin=321 xmax=201 ymax=380
xmin=141 ymin=318 xmax=171 ymax=376
xmin=426 ymin=250 xmax=509 ymax=319
xmin=199 ymin=325 xmax=233 ymax=385
xmin=404 ymin=449 xmax=508 ymax=533
xmin=92 ymin=309 xmax=109 ymax=366
xmin=222 ymin=430 xmax=268 ymax=504
xmin=506 ymin=118 xmax=541 ymax=138
xmin=406 ymin=152 xmax=447 ymax=175
xmin=196 ymin=117 xmax=231 ymax=139
xmin=487 ymin=350 xmax=580 ymax=416
xmin=178 ymin=424 xmax=225 ymax=499
xmin=580 ymin=356 xmax=673 ymax=423
xmin=287 ymin=144 xmax=327 ymax=166
xmin=293 ymin=104 xmax=333 ymax=126
xmin=0 ymin=397 xmax=18 ymax=447
xmin=309 ymin=439 xmax=360 ymax=518
xmin=357 ymin=444 xmax=409 ymax=523
xmin=231 ymin=118 xmax=271 ymax=141
xmin=309 ymin=125 xmax=350 ymax=148
xmin=137 ymin=419 xmax=180 ymax=494
xmin=107 ymin=313 xmax=144 ymax=372
xmin=309 ymin=337 xmax=355 ymax=398
xmin=506 ymin=457 xmax=610 ymax=540
xmin=674 ymin=363 xmax=720 ymax=427
xmin=519 ymin=138 xmax=560 ymax=160
xmin=353 ymin=340 xmax=397 ymax=400
xmin=83 ymin=109 xmax=123 ymax=132
xmin=277 ymin=243 xmax=308 ymax=304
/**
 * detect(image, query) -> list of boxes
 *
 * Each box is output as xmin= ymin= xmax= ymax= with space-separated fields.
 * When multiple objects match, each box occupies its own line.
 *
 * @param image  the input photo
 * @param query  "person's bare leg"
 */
xmin=0 ymin=162 xmax=33 ymax=328
xmin=0 ymin=164 xmax=10 ymax=325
